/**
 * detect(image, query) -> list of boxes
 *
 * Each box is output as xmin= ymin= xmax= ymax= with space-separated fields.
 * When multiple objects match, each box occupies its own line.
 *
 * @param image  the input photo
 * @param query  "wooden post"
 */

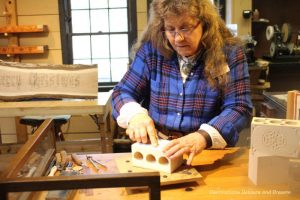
xmin=15 ymin=117 xmax=28 ymax=144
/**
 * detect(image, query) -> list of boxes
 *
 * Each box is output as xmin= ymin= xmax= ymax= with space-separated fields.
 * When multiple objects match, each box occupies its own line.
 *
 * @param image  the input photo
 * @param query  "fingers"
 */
xmin=126 ymin=126 xmax=147 ymax=143
xmin=163 ymin=139 xmax=190 ymax=159
xmin=126 ymin=128 xmax=135 ymax=141
xmin=140 ymin=126 xmax=148 ymax=144
xmin=147 ymin=125 xmax=158 ymax=146
xmin=186 ymin=152 xmax=195 ymax=165
xmin=163 ymin=139 xmax=179 ymax=152
xmin=126 ymin=113 xmax=158 ymax=145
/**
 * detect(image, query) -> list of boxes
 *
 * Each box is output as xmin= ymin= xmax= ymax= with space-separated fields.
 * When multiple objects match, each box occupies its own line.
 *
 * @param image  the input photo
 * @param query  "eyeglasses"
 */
xmin=163 ymin=22 xmax=200 ymax=38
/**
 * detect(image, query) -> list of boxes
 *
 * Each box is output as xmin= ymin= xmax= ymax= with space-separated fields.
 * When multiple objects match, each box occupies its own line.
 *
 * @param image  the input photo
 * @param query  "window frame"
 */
xmin=58 ymin=0 xmax=137 ymax=91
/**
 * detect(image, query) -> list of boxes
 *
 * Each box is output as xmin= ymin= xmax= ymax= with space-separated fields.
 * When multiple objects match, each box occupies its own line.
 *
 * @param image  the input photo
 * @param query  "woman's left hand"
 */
xmin=163 ymin=132 xmax=207 ymax=165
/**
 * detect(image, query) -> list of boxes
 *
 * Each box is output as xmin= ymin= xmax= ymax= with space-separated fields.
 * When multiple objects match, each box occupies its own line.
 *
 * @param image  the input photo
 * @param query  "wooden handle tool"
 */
xmin=71 ymin=153 xmax=83 ymax=166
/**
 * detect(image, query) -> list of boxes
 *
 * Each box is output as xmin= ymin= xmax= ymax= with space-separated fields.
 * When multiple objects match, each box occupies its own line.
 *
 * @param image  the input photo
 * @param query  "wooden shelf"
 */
xmin=0 ymin=46 xmax=47 ymax=54
xmin=1 ymin=0 xmax=48 ymax=60
xmin=0 ymin=25 xmax=47 ymax=34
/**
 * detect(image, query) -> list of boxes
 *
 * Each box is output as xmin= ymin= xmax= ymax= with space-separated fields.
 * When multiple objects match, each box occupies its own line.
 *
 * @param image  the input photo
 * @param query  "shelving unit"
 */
xmin=252 ymin=0 xmax=300 ymax=59
xmin=0 ymin=0 xmax=47 ymax=61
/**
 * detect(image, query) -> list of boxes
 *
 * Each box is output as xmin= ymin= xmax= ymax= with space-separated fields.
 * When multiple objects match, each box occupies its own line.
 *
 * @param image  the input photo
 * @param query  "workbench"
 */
xmin=1 ymin=117 xmax=298 ymax=200
xmin=0 ymin=91 xmax=114 ymax=152
xmin=70 ymin=149 xmax=298 ymax=200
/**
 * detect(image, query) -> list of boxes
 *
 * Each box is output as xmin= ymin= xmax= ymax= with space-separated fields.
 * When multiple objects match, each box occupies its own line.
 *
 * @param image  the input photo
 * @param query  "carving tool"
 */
xmin=25 ymin=166 xmax=37 ymax=177
xmin=71 ymin=153 xmax=87 ymax=173
xmin=92 ymin=158 xmax=107 ymax=169
xmin=55 ymin=152 xmax=62 ymax=170
xmin=48 ymin=166 xmax=58 ymax=176
xmin=45 ymin=157 xmax=57 ymax=176
xmin=60 ymin=150 xmax=68 ymax=167
xmin=86 ymin=155 xmax=101 ymax=171
xmin=71 ymin=153 xmax=83 ymax=166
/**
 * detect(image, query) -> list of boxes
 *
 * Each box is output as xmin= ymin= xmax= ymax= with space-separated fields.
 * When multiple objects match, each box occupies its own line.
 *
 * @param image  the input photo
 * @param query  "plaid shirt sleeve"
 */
xmin=207 ymin=46 xmax=253 ymax=146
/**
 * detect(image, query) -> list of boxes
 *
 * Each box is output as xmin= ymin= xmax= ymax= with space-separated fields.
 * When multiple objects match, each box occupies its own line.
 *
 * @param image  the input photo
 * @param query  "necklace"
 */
xmin=178 ymin=56 xmax=197 ymax=76
xmin=182 ymin=61 xmax=193 ymax=75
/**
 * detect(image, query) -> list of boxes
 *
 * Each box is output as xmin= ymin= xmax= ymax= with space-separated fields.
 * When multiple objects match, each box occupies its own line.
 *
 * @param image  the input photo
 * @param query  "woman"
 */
xmin=111 ymin=0 xmax=252 ymax=165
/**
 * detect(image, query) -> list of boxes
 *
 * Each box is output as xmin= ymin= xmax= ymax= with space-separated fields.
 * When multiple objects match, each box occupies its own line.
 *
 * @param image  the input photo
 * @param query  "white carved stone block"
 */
xmin=251 ymin=117 xmax=300 ymax=158
xmin=131 ymin=140 xmax=183 ymax=173
xmin=248 ymin=149 xmax=290 ymax=185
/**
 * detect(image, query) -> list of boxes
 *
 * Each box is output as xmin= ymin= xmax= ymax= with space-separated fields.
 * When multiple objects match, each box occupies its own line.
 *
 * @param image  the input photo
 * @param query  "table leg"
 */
xmin=15 ymin=117 xmax=28 ymax=144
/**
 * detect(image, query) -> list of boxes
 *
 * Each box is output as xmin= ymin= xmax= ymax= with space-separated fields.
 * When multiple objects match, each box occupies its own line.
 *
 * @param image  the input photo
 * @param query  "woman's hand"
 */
xmin=126 ymin=113 xmax=158 ymax=146
xmin=163 ymin=132 xmax=207 ymax=165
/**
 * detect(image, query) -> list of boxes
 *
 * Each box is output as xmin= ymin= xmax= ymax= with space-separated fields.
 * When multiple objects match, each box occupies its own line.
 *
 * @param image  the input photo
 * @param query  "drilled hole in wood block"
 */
xmin=286 ymin=121 xmax=298 ymax=125
xmin=133 ymin=152 xmax=143 ymax=160
xmin=158 ymin=156 xmax=169 ymax=165
xmin=269 ymin=120 xmax=281 ymax=124
xmin=253 ymin=118 xmax=266 ymax=123
xmin=146 ymin=154 xmax=156 ymax=163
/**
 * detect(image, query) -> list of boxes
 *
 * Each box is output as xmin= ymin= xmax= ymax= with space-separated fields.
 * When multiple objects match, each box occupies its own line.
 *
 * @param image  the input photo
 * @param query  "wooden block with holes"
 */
xmin=251 ymin=117 xmax=300 ymax=158
xmin=131 ymin=140 xmax=183 ymax=173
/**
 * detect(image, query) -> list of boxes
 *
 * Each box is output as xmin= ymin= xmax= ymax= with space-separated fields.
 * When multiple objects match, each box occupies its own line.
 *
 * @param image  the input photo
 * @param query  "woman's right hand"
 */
xmin=126 ymin=113 xmax=158 ymax=146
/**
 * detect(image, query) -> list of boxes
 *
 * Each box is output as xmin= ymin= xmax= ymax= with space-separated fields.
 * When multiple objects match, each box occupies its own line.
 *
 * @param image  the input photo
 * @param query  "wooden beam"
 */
xmin=0 ymin=25 xmax=47 ymax=34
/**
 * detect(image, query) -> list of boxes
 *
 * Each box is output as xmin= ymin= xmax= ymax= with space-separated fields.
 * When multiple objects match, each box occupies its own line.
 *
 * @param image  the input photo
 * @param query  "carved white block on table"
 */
xmin=131 ymin=140 xmax=183 ymax=173
xmin=248 ymin=149 xmax=290 ymax=185
xmin=251 ymin=117 xmax=300 ymax=158
xmin=0 ymin=60 xmax=98 ymax=100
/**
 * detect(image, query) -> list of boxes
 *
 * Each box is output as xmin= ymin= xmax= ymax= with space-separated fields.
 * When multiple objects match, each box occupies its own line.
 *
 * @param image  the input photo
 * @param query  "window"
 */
xmin=59 ymin=0 xmax=137 ymax=89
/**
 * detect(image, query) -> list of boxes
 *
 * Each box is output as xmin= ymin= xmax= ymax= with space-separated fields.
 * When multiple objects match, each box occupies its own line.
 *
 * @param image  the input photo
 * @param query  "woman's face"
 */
xmin=164 ymin=14 xmax=203 ymax=57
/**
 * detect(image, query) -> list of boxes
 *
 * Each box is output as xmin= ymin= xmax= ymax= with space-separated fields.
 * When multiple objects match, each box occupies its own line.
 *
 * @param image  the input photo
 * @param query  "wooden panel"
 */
xmin=20 ymin=49 xmax=62 ymax=64
xmin=0 ymin=0 xmax=5 ymax=14
xmin=137 ymin=12 xmax=147 ymax=32
xmin=19 ymin=32 xmax=61 ymax=50
xmin=16 ymin=0 xmax=58 ymax=15
xmin=0 ymin=38 xmax=8 ymax=46
xmin=63 ymin=133 xmax=100 ymax=140
xmin=0 ymin=46 xmax=46 ymax=54
xmin=231 ymin=0 xmax=251 ymax=36
xmin=0 ymin=25 xmax=47 ymax=33
xmin=137 ymin=0 xmax=147 ymax=12
xmin=61 ymin=116 xmax=99 ymax=133
xmin=0 ymin=16 xmax=6 ymax=25
xmin=0 ymin=134 xmax=17 ymax=144
xmin=0 ymin=118 xmax=16 ymax=134
xmin=18 ymin=15 xmax=60 ymax=32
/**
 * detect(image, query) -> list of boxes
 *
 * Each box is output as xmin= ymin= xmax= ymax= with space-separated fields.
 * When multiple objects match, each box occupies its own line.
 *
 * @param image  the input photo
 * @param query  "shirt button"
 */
xmin=190 ymin=73 xmax=194 ymax=76
xmin=177 ymin=112 xmax=181 ymax=116
xmin=179 ymin=92 xmax=183 ymax=96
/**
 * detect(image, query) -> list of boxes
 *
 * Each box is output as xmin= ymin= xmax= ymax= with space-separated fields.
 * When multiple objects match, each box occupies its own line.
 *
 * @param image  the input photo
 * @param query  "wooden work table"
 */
xmin=68 ymin=148 xmax=298 ymax=200
xmin=0 ymin=119 xmax=300 ymax=200
xmin=0 ymin=91 xmax=112 ymax=117
xmin=0 ymin=91 xmax=114 ymax=152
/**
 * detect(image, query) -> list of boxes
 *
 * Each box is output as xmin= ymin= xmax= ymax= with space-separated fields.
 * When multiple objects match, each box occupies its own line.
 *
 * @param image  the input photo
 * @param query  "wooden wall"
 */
xmin=226 ymin=0 xmax=252 ymax=37
xmin=137 ymin=0 xmax=148 ymax=39
xmin=0 ymin=0 xmax=62 ymax=64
